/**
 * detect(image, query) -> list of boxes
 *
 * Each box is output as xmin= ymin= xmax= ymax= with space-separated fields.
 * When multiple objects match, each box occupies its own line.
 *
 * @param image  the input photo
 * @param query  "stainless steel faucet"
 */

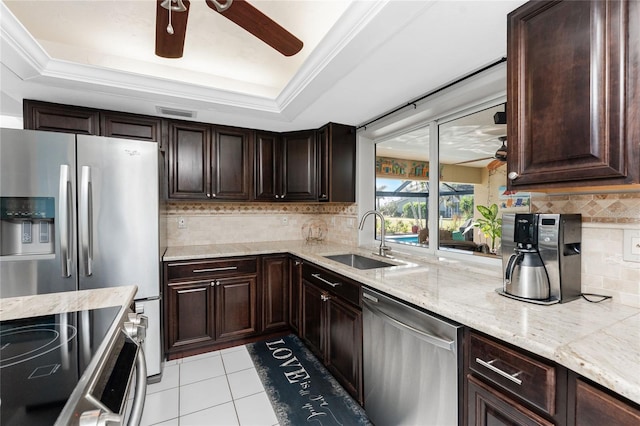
xmin=359 ymin=210 xmax=391 ymax=257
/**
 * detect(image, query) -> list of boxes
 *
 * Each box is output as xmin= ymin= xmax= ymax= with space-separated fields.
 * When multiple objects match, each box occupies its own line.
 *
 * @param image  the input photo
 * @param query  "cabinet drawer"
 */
xmin=166 ymin=257 xmax=257 ymax=281
xmin=302 ymin=263 xmax=361 ymax=307
xmin=469 ymin=332 xmax=556 ymax=415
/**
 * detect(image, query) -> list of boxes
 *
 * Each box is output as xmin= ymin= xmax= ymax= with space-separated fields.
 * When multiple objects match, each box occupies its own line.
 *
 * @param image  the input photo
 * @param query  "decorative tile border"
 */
xmin=531 ymin=192 xmax=640 ymax=224
xmin=166 ymin=202 xmax=357 ymax=216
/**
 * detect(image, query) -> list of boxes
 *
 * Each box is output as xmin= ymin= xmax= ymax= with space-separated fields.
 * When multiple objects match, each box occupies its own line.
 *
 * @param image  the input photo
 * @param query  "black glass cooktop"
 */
xmin=0 ymin=305 xmax=121 ymax=426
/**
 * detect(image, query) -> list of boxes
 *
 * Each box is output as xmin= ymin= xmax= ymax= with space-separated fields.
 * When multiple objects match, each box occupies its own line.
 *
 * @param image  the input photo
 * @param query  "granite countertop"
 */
xmin=164 ymin=241 xmax=640 ymax=406
xmin=0 ymin=286 xmax=138 ymax=321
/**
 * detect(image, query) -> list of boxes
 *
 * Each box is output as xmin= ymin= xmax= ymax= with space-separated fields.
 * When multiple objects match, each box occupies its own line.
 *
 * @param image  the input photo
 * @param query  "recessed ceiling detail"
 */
xmin=0 ymin=0 xmax=528 ymax=132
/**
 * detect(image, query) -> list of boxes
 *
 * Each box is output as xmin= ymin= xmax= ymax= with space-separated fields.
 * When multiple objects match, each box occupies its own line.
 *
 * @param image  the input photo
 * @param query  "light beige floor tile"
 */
xmin=179 ymin=375 xmax=233 ymax=416
xmin=180 ymin=355 xmax=225 ymax=385
xmin=234 ymin=392 xmax=278 ymax=426
xmin=221 ymin=347 xmax=254 ymax=374
xmin=180 ymin=401 xmax=240 ymax=426
xmin=139 ymin=387 xmax=179 ymax=426
xmin=147 ymin=363 xmax=179 ymax=395
xmin=227 ymin=367 xmax=263 ymax=399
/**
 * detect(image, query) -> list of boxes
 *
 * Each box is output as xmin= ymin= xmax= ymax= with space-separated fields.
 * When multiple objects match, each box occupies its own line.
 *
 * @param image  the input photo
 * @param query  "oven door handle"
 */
xmin=127 ymin=345 xmax=147 ymax=426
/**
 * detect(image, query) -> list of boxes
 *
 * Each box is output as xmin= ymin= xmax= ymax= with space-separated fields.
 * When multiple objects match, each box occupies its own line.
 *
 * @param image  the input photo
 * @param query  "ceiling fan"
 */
xmin=155 ymin=0 xmax=304 ymax=59
xmin=453 ymin=136 xmax=507 ymax=171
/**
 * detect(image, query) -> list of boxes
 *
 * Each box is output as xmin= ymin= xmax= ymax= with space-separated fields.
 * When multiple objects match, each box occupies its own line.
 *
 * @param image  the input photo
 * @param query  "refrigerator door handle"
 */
xmin=59 ymin=165 xmax=73 ymax=277
xmin=80 ymin=166 xmax=93 ymax=276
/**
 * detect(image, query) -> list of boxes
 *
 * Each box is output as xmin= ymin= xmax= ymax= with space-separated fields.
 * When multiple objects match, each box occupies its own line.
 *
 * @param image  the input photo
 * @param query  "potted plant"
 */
xmin=474 ymin=203 xmax=502 ymax=253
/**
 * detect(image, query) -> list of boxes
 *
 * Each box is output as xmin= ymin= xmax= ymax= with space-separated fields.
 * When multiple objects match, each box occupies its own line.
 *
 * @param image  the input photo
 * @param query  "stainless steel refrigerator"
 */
xmin=0 ymin=128 xmax=164 ymax=378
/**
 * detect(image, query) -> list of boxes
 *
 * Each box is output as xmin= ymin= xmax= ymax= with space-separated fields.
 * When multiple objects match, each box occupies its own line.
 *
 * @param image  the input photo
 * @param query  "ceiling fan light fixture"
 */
xmin=161 ymin=0 xmax=187 ymax=12
xmin=494 ymin=136 xmax=507 ymax=162
xmin=207 ymin=0 xmax=233 ymax=13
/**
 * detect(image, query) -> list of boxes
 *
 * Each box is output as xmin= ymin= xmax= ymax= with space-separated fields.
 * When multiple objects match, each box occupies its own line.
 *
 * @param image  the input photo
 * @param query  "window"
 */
xmin=373 ymin=103 xmax=530 ymax=258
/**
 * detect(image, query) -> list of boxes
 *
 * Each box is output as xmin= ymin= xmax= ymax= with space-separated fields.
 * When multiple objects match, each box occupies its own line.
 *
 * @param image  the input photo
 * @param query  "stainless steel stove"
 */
xmin=1 ymin=304 xmax=148 ymax=426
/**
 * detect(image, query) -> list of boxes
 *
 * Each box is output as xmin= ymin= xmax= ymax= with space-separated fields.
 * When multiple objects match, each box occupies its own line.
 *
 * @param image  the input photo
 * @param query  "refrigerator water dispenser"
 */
xmin=0 ymin=197 xmax=55 ymax=257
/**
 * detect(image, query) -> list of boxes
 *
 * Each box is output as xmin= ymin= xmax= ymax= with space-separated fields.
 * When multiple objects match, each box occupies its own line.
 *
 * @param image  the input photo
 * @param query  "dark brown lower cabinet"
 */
xmin=570 ymin=376 xmax=640 ymax=426
xmin=261 ymin=255 xmax=290 ymax=332
xmin=326 ymin=294 xmax=362 ymax=402
xmin=166 ymin=280 xmax=216 ymax=350
xmin=467 ymin=374 xmax=554 ymax=426
xmin=164 ymin=257 xmax=259 ymax=359
xmin=215 ymin=275 xmax=257 ymax=340
xmin=166 ymin=275 xmax=257 ymax=355
xmin=300 ymin=276 xmax=363 ymax=404
xmin=466 ymin=330 xmax=640 ymax=426
xmin=289 ymin=257 xmax=303 ymax=333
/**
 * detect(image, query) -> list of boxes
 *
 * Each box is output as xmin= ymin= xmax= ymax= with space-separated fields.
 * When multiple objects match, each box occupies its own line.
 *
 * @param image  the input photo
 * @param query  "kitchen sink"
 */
xmin=323 ymin=253 xmax=396 ymax=270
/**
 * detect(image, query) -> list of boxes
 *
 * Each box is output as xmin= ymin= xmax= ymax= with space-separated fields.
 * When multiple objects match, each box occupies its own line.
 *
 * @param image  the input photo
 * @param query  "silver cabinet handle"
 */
xmin=79 ymin=166 xmax=93 ymax=277
xmin=192 ymin=266 xmax=237 ymax=273
xmin=508 ymin=171 xmax=520 ymax=180
xmin=475 ymin=357 xmax=523 ymax=385
xmin=363 ymin=299 xmax=455 ymax=352
xmin=275 ymin=195 xmax=280 ymax=199
xmin=320 ymin=294 xmax=330 ymax=302
xmin=281 ymin=194 xmax=285 ymax=199
xmin=311 ymin=273 xmax=341 ymax=288
xmin=177 ymin=287 xmax=207 ymax=294
xmin=58 ymin=165 xmax=73 ymax=277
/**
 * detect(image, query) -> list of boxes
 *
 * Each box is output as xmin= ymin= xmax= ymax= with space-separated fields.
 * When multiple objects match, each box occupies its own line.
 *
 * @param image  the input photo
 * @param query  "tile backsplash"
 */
xmin=165 ymin=192 xmax=640 ymax=308
xmin=531 ymin=192 xmax=640 ymax=308
xmin=166 ymin=202 xmax=358 ymax=247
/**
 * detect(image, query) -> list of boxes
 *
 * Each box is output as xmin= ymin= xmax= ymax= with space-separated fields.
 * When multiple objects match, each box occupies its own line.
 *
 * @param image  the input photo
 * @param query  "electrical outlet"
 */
xmin=623 ymin=230 xmax=640 ymax=262
xmin=282 ymin=216 xmax=289 ymax=226
xmin=177 ymin=217 xmax=186 ymax=229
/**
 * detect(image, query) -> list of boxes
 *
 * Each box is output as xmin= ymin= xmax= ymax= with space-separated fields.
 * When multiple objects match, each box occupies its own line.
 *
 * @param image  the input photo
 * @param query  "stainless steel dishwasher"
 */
xmin=362 ymin=287 xmax=463 ymax=426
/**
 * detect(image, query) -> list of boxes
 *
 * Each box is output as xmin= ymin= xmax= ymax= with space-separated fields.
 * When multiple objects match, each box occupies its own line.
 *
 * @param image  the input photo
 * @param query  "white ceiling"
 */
xmin=0 ymin=0 xmax=527 ymax=133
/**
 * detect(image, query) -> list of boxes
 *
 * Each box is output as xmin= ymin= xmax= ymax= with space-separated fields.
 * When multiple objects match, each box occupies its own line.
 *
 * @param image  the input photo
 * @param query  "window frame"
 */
xmin=358 ymin=62 xmax=508 ymax=268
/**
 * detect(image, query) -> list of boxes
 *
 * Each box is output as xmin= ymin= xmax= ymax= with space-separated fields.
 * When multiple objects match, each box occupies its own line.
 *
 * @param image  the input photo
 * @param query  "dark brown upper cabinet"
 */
xmin=211 ymin=126 xmax=253 ymax=201
xmin=168 ymin=121 xmax=252 ymax=201
xmin=506 ymin=0 xmax=640 ymax=190
xmin=254 ymin=130 xmax=317 ymax=201
xmin=168 ymin=121 xmax=211 ymax=199
xmin=24 ymin=100 xmax=100 ymax=135
xmin=24 ymin=100 xmax=163 ymax=144
xmin=100 ymin=111 xmax=162 ymax=144
xmin=317 ymin=122 xmax=356 ymax=202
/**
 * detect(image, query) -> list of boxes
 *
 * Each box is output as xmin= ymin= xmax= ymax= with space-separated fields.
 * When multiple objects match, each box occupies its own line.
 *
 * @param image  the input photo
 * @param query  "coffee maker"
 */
xmin=500 ymin=213 xmax=582 ymax=304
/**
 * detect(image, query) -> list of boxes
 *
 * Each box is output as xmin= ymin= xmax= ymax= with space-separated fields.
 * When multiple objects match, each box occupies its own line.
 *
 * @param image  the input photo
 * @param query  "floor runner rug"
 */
xmin=247 ymin=334 xmax=371 ymax=426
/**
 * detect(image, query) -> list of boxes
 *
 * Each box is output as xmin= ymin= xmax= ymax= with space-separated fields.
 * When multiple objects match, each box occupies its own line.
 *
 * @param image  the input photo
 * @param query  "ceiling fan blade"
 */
xmin=155 ymin=0 xmax=190 ymax=58
xmin=206 ymin=0 xmax=303 ymax=56
xmin=487 ymin=159 xmax=505 ymax=171
xmin=453 ymin=156 xmax=494 ymax=166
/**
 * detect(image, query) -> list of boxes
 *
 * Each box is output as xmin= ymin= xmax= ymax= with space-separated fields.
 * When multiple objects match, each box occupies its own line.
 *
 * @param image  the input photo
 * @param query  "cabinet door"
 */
xmin=168 ymin=121 xmax=211 ymax=199
xmin=317 ymin=123 xmax=356 ymax=202
xmin=166 ymin=281 xmax=215 ymax=350
xmin=281 ymin=130 xmax=317 ymax=200
xmin=211 ymin=126 xmax=252 ymax=200
xmin=100 ymin=111 xmax=162 ymax=143
xmin=507 ymin=0 xmax=640 ymax=189
xmin=254 ymin=132 xmax=281 ymax=201
xmin=23 ymin=99 xmax=99 ymax=135
xmin=300 ymin=279 xmax=326 ymax=360
xmin=317 ymin=126 xmax=330 ymax=201
xmin=289 ymin=258 xmax=303 ymax=333
xmin=261 ymin=255 xmax=290 ymax=332
xmin=326 ymin=295 xmax=363 ymax=404
xmin=215 ymin=275 xmax=258 ymax=341
xmin=467 ymin=375 xmax=554 ymax=426
xmin=572 ymin=378 xmax=640 ymax=426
